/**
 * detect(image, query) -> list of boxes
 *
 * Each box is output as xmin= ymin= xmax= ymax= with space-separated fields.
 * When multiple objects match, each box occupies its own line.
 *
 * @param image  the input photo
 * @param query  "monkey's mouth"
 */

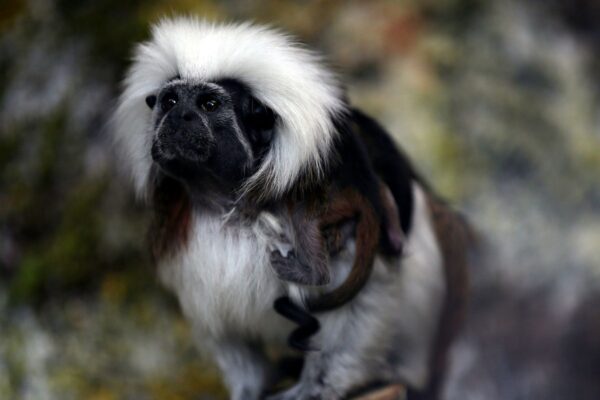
xmin=151 ymin=132 xmax=213 ymax=163
xmin=151 ymin=128 xmax=251 ymax=188
xmin=151 ymin=136 xmax=211 ymax=180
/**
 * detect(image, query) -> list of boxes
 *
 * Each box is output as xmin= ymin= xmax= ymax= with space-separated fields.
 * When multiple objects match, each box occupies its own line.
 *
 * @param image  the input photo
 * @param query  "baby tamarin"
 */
xmin=271 ymin=181 xmax=404 ymax=312
xmin=269 ymin=140 xmax=405 ymax=350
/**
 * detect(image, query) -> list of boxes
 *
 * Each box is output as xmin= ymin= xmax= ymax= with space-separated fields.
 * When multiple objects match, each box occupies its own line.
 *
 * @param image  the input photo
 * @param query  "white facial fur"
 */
xmin=113 ymin=17 xmax=347 ymax=200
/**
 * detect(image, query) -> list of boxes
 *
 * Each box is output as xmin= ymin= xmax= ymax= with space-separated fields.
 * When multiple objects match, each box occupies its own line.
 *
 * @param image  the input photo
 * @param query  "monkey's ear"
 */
xmin=243 ymin=97 xmax=277 ymax=146
xmin=379 ymin=183 xmax=404 ymax=255
xmin=145 ymin=95 xmax=157 ymax=109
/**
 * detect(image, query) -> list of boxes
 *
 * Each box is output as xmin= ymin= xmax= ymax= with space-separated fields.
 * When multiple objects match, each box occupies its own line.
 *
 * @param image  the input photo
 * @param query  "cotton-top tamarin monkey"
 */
xmin=113 ymin=17 xmax=471 ymax=400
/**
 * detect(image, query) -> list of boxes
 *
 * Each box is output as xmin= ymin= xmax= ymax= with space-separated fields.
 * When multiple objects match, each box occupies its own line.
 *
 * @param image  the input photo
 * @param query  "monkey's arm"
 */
xmin=306 ymin=188 xmax=380 ymax=312
xmin=208 ymin=339 xmax=273 ymax=400
xmin=306 ymin=182 xmax=404 ymax=312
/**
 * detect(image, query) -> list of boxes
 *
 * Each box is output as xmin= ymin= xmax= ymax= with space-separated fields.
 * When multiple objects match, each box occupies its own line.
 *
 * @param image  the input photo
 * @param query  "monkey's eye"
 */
xmin=161 ymin=91 xmax=178 ymax=111
xmin=199 ymin=98 xmax=220 ymax=112
xmin=145 ymin=95 xmax=157 ymax=109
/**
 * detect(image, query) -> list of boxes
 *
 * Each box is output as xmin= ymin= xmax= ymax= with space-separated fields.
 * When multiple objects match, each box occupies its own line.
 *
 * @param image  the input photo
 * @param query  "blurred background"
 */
xmin=1 ymin=0 xmax=599 ymax=399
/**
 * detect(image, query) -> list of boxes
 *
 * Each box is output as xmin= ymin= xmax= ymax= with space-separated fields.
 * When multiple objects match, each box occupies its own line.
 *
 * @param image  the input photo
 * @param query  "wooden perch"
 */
xmin=352 ymin=384 xmax=406 ymax=400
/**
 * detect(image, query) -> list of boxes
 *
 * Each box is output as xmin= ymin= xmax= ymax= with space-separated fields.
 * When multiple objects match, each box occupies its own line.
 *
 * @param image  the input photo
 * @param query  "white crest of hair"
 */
xmin=113 ymin=16 xmax=347 ymax=199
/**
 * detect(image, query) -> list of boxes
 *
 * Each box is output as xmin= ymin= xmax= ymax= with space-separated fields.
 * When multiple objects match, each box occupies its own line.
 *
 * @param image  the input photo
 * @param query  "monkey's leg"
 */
xmin=266 ymin=279 xmax=404 ymax=400
xmin=208 ymin=339 xmax=273 ymax=400
xmin=265 ymin=349 xmax=345 ymax=400
xmin=307 ymin=189 xmax=380 ymax=313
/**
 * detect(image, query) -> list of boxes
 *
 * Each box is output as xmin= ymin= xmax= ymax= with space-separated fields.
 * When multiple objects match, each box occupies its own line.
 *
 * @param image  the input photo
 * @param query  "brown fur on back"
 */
xmin=413 ymin=193 xmax=473 ymax=399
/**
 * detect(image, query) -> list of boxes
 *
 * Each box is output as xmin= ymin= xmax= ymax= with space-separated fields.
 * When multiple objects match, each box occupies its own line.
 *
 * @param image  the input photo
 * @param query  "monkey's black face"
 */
xmin=146 ymin=79 xmax=276 ymax=193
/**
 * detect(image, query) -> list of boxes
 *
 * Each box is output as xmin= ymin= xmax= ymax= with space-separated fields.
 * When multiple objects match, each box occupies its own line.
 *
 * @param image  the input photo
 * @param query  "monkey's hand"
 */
xmin=323 ymin=218 xmax=357 ymax=256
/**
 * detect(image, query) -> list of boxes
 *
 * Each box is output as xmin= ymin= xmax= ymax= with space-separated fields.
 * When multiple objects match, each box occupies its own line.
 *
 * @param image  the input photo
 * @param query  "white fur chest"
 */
xmin=157 ymin=211 xmax=290 ymax=341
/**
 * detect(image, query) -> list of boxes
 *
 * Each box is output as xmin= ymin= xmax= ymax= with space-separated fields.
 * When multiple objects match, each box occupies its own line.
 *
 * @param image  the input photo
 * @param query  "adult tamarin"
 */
xmin=113 ymin=17 xmax=471 ymax=400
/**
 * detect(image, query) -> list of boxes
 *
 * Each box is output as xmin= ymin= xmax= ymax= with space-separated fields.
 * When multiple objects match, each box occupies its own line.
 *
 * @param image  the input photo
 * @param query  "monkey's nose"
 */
xmin=170 ymin=107 xmax=199 ymax=123
xmin=182 ymin=111 xmax=198 ymax=122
